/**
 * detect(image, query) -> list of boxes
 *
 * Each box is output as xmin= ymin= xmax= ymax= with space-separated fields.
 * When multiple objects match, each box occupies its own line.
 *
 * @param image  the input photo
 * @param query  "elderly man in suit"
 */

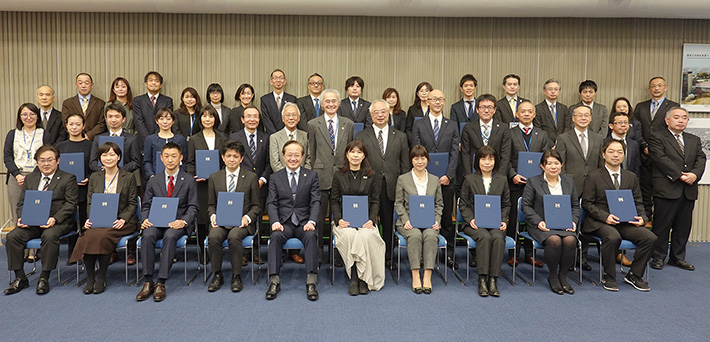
xmin=61 ymin=73 xmax=106 ymax=141
xmin=494 ymin=74 xmax=529 ymax=126
xmin=36 ymin=85 xmax=66 ymax=145
xmin=270 ymin=103 xmax=311 ymax=172
xmin=337 ymin=76 xmax=371 ymax=126
xmin=569 ymin=80 xmax=609 ymax=137
xmin=132 ymin=71 xmax=174 ymax=144
xmin=296 ymin=73 xmax=324 ymax=131
xmin=4 ymin=145 xmax=78 ymax=295
xmin=136 ymin=142 xmax=198 ymax=302
xmin=266 ymin=140 xmax=321 ymax=301
xmin=648 ymin=107 xmax=705 ymax=271
xmin=582 ymin=139 xmax=656 ymax=292
xmin=534 ymin=79 xmax=572 ymax=142
xmin=260 ymin=69 xmax=297 ymax=134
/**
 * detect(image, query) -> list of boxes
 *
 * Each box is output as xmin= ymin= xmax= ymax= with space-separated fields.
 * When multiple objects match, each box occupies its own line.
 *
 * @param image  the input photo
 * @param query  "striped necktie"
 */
xmin=228 ymin=174 xmax=236 ymax=192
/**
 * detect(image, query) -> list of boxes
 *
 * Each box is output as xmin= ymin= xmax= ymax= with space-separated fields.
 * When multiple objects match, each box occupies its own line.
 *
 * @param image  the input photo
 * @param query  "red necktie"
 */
xmin=151 ymin=95 xmax=156 ymax=107
xmin=167 ymin=175 xmax=174 ymax=198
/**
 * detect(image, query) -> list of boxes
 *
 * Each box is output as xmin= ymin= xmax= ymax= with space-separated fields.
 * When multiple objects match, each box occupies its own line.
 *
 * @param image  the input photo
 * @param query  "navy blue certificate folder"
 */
xmin=89 ymin=193 xmax=120 ymax=228
xmin=216 ymin=192 xmax=244 ymax=227
xmin=21 ymin=190 xmax=52 ymax=226
xmin=474 ymin=195 xmax=501 ymax=229
xmin=605 ymin=189 xmax=638 ymax=222
xmin=155 ymin=151 xmax=165 ymax=174
xmin=343 ymin=195 xmax=368 ymax=227
xmin=98 ymin=136 xmax=125 ymax=167
xmin=196 ymin=150 xmax=220 ymax=180
xmin=59 ymin=152 xmax=84 ymax=181
xmin=517 ymin=152 xmax=543 ymax=179
xmin=353 ymin=123 xmax=364 ymax=139
xmin=543 ymin=194 xmax=573 ymax=230
xmin=409 ymin=195 xmax=435 ymax=228
xmin=148 ymin=197 xmax=179 ymax=228
xmin=428 ymin=153 xmax=448 ymax=178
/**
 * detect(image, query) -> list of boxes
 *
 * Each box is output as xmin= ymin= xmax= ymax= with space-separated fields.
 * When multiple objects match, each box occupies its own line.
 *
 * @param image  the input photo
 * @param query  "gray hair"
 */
xmin=369 ymin=99 xmax=390 ymax=113
xmin=319 ymin=89 xmax=341 ymax=107
xmin=281 ymin=102 xmax=300 ymax=117
xmin=543 ymin=79 xmax=561 ymax=90
xmin=666 ymin=106 xmax=689 ymax=118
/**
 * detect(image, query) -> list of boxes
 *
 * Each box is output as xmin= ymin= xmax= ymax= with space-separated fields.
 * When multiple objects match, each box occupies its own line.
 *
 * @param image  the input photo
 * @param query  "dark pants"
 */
xmin=317 ymin=189 xmax=331 ymax=262
xmin=5 ymin=223 xmax=73 ymax=273
xmin=140 ymin=227 xmax=187 ymax=280
xmin=208 ymin=226 xmax=250 ymax=275
xmin=463 ymin=227 xmax=506 ymax=277
xmin=440 ymin=183 xmax=455 ymax=259
xmin=378 ymin=178 xmax=395 ymax=262
xmin=652 ymin=197 xmax=695 ymax=262
xmin=589 ymin=223 xmax=657 ymax=278
xmin=268 ymin=221 xmax=319 ymax=277
xmin=640 ymin=155 xmax=654 ymax=220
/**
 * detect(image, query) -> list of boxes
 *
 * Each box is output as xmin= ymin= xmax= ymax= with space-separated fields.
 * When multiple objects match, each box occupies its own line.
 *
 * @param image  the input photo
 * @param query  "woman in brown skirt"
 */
xmin=70 ymin=141 xmax=138 ymax=294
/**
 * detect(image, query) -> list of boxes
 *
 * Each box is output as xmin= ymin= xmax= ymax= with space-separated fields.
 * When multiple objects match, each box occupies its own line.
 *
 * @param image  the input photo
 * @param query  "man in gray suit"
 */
xmin=494 ymin=74 xmax=529 ymax=126
xmin=307 ymin=89 xmax=354 ymax=262
xmin=270 ymin=103 xmax=311 ymax=172
xmin=534 ymin=79 xmax=572 ymax=142
xmin=569 ymin=80 xmax=609 ymax=137
xmin=296 ymin=73 xmax=324 ymax=131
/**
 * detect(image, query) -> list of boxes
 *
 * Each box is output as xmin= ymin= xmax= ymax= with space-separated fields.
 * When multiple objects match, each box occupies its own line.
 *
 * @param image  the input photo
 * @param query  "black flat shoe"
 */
xmin=561 ymin=284 xmax=574 ymax=294
xmin=306 ymin=283 xmax=319 ymax=301
xmin=422 ymin=287 xmax=432 ymax=294
xmin=548 ymin=278 xmax=563 ymax=295
xmin=83 ymin=281 xmax=94 ymax=295
xmin=36 ymin=278 xmax=50 ymax=295
xmin=93 ymin=281 xmax=106 ymax=294
xmin=348 ymin=281 xmax=359 ymax=296
xmin=358 ymin=279 xmax=369 ymax=295
xmin=4 ymin=278 xmax=29 ymax=295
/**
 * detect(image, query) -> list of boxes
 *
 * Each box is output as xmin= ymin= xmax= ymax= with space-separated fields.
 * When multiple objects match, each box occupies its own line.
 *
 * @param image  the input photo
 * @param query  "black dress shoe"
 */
xmin=334 ymin=257 xmax=344 ymax=268
xmin=561 ymin=283 xmax=575 ymax=294
xmin=252 ymin=255 xmax=265 ymax=265
xmin=36 ymin=278 xmax=50 ymax=295
xmin=93 ymin=281 xmax=106 ymax=294
xmin=477 ymin=277 xmax=489 ymax=297
xmin=668 ymin=259 xmax=695 ymax=271
xmin=306 ymin=283 xmax=319 ymax=301
xmin=358 ymin=279 xmax=369 ymax=295
xmin=548 ymin=278 xmax=563 ymax=295
xmin=265 ymin=282 xmax=280 ymax=300
xmin=650 ymin=259 xmax=664 ymax=270
xmin=487 ymin=277 xmax=500 ymax=297
xmin=469 ymin=258 xmax=477 ymax=268
xmin=136 ymin=282 xmax=154 ymax=301
xmin=581 ymin=262 xmax=592 ymax=272
xmin=447 ymin=257 xmax=459 ymax=270
xmin=231 ymin=275 xmax=243 ymax=292
xmin=348 ymin=281 xmax=359 ymax=296
xmin=241 ymin=256 xmax=248 ymax=267
xmin=83 ymin=281 xmax=94 ymax=295
xmin=208 ymin=273 xmax=224 ymax=292
xmin=4 ymin=278 xmax=29 ymax=295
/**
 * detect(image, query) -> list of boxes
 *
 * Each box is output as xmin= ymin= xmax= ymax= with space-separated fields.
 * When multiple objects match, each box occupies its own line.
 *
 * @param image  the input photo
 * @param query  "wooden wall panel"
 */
xmin=586 ymin=19 xmax=636 ymax=107
xmin=442 ymin=18 xmax=492 ymax=110
xmin=538 ymin=18 xmax=587 ymax=107
xmin=490 ymin=18 xmax=540 ymax=102
xmin=348 ymin=16 xmax=396 ymax=104
xmin=155 ymin=14 xmax=203 ymax=102
xmin=251 ymin=15 xmax=300 ymax=104
xmin=631 ymin=19 xmax=684 ymax=105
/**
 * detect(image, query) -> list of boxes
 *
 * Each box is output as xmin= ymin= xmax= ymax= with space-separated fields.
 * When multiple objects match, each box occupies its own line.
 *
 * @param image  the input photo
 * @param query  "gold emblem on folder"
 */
xmin=353 ymin=203 xmax=359 ymax=208
xmin=527 ymin=160 xmax=533 ymax=164
xmin=205 ymin=157 xmax=210 ymax=161
xmin=34 ymin=199 xmax=40 ymax=204
xmin=618 ymin=197 xmax=623 ymax=202
xmin=162 ymin=204 xmax=167 ymax=209
xmin=102 ymin=202 xmax=108 ymax=207
xmin=227 ymin=200 xmax=233 ymax=206
xmin=485 ymin=203 xmax=491 ymax=208
xmin=69 ymin=161 xmax=74 ymax=165
xmin=555 ymin=203 xmax=560 ymax=208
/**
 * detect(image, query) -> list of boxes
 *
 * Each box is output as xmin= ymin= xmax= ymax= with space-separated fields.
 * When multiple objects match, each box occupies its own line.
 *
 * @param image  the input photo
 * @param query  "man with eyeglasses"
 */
xmin=260 ymin=69 xmax=297 ymax=134
xmin=297 ymin=73 xmax=325 ymax=131
xmin=606 ymin=112 xmax=641 ymax=177
xmin=534 ymin=79 xmax=572 ymax=142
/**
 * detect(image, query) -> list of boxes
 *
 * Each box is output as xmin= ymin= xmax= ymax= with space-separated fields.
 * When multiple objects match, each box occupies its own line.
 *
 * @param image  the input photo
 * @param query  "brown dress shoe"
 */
xmin=126 ymin=252 xmax=137 ymax=266
xmin=616 ymin=253 xmax=632 ymax=266
xmin=290 ymin=254 xmax=305 ymax=264
xmin=507 ymin=257 xmax=519 ymax=267
xmin=526 ymin=257 xmax=543 ymax=268
xmin=153 ymin=283 xmax=166 ymax=302
xmin=136 ymin=282 xmax=154 ymax=301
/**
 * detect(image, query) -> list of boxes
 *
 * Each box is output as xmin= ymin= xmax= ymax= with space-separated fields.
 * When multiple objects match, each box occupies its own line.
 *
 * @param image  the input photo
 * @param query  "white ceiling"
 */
xmin=2 ymin=0 xmax=710 ymax=19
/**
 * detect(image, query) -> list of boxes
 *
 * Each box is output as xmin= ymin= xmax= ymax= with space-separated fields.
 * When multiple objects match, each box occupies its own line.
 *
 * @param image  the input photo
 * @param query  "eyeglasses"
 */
xmin=574 ymin=114 xmax=592 ymax=118
xmin=427 ymin=97 xmax=445 ymax=103
xmin=371 ymin=110 xmax=388 ymax=115
xmin=20 ymin=113 xmax=37 ymax=118
xmin=308 ymin=82 xmax=323 ymax=86
xmin=478 ymin=106 xmax=495 ymax=111
xmin=271 ymin=76 xmax=285 ymax=81
xmin=613 ymin=121 xmax=629 ymax=125
xmin=37 ymin=158 xmax=56 ymax=164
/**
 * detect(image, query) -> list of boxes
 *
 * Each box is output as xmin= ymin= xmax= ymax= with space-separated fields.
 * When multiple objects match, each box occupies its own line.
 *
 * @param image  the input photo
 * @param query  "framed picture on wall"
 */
xmin=681 ymin=44 xmax=710 ymax=112
xmin=684 ymin=117 xmax=710 ymax=185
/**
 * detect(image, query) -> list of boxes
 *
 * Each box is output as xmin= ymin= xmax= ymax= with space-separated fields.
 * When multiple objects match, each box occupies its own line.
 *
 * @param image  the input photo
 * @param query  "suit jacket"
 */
xmin=460 ymin=119 xmax=511 ymax=175
xmin=86 ymin=169 xmax=138 ymax=225
xmin=633 ymin=98 xmax=680 ymax=143
xmin=228 ymin=130 xmax=272 ymax=194
xmin=355 ymin=126 xmax=410 ymax=201
xmin=494 ymin=96 xmax=529 ymax=124
xmin=406 ymin=105 xmax=434 ymax=143
xmin=141 ymin=169 xmax=199 ymax=234
xmin=330 ymin=170 xmax=381 ymax=225
xmin=61 ymin=95 xmax=106 ymax=141
xmin=411 ymin=114 xmax=460 ymax=181
xmin=228 ymin=105 xmax=246 ymax=134
xmin=569 ymin=102 xmax=609 ymax=137
xmin=581 ymin=168 xmax=646 ymax=234
xmin=211 ymin=104 xmax=231 ymax=135
xmin=3 ymin=128 xmax=52 ymax=182
xmin=269 ymin=128 xmax=311 ymax=172
xmin=460 ymin=173 xmax=510 ymax=225
xmin=132 ymin=93 xmax=174 ymax=142
xmin=41 ymin=107 xmax=67 ymax=145
xmin=207 ymin=168 xmax=261 ymax=234
xmin=186 ymin=131 xmax=227 ymax=177
xmin=393 ymin=171 xmax=443 ymax=228
xmin=390 ymin=110 xmax=407 ymax=133
xmin=450 ymin=98 xmax=479 ymax=128
xmin=604 ymin=136 xmax=641 ymax=177
xmin=267 ymin=167 xmax=320 ymax=227
xmin=89 ymin=131 xmax=142 ymax=172
xmin=17 ymin=169 xmax=78 ymax=227
xmin=260 ymin=92 xmax=297 ymax=134
xmin=649 ymin=128 xmax=706 ymax=200
xmin=337 ymin=98 xmax=372 ymax=126
xmin=296 ymin=95 xmax=319 ymax=131
xmin=172 ymin=109 xmax=201 ymax=138
xmin=521 ymin=174 xmax=580 ymax=228
xmin=534 ymin=101 xmax=572 ymax=142
xmin=307 ymin=115 xmax=354 ymax=190
xmin=508 ymin=126 xmax=553 ymax=179
xmin=555 ymin=129 xmax=604 ymax=197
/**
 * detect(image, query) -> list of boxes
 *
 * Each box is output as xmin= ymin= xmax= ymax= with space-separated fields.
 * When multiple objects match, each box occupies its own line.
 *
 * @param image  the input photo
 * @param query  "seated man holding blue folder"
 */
xmin=5 ymin=145 xmax=78 ymax=295
xmin=136 ymin=142 xmax=198 ymax=302
xmin=582 ymin=139 xmax=656 ymax=292
xmin=206 ymin=141 xmax=261 ymax=293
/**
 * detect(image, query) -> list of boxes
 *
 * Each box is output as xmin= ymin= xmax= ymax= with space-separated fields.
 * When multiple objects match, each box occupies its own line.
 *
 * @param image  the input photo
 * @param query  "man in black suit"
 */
xmin=266 ymin=140 xmax=321 ymax=301
xmin=494 ymin=74 xmax=529 ymax=126
xmin=260 ymin=69 xmax=297 ymax=134
xmin=89 ymin=103 xmax=142 ymax=173
xmin=449 ymin=74 xmax=479 ymax=128
xmin=582 ymin=139 xmax=657 ymax=291
xmin=648 ymin=107 xmax=705 ymax=271
xmin=136 ymin=142 xmax=198 ymax=302
xmin=354 ymin=99 xmax=410 ymax=270
xmin=569 ymin=80 xmax=609 ymax=137
xmin=461 ymin=94 xmax=512 ymax=176
xmin=296 ymin=73 xmax=324 ymax=131
xmin=229 ymin=106 xmax=271 ymax=200
xmin=206 ymin=141 xmax=261 ymax=292
xmin=4 ymin=145 xmax=78 ymax=295
xmin=133 ymin=71 xmax=174 ymax=144
xmin=411 ymin=89 xmax=459 ymax=269
xmin=337 ymin=76 xmax=372 ymax=126
xmin=36 ymin=85 xmax=66 ymax=145
xmin=607 ymin=112 xmax=641 ymax=177
xmin=534 ymin=78 xmax=572 ymax=142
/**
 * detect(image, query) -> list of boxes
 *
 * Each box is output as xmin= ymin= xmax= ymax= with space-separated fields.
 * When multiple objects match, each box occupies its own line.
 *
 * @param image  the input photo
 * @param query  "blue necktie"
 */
xmin=328 ymin=119 xmax=335 ymax=150
xmin=466 ymin=101 xmax=473 ymax=120
xmin=314 ymin=98 xmax=320 ymax=117
xmin=433 ymin=118 xmax=440 ymax=142
xmin=290 ymin=172 xmax=298 ymax=225
xmin=228 ymin=174 xmax=236 ymax=192
xmin=249 ymin=133 xmax=256 ymax=161
xmin=352 ymin=100 xmax=357 ymax=114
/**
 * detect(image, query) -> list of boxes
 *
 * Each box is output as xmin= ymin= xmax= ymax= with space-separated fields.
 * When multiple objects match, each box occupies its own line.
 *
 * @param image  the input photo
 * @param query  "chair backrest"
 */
xmin=517 ymin=197 xmax=526 ymax=233
xmin=578 ymin=198 xmax=585 ymax=224
xmin=136 ymin=196 xmax=141 ymax=220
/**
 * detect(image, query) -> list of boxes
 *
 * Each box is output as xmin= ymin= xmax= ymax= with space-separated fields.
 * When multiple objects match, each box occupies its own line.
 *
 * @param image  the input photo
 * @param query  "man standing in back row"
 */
xmin=61 ymin=73 xmax=106 ymax=141
xmin=261 ymin=69 xmax=297 ymax=134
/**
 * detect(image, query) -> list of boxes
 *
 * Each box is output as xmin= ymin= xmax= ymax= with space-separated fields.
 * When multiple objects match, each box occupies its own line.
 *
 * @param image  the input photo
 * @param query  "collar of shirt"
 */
xmin=545 ymin=99 xmax=556 ymax=108
xmin=41 ymin=172 xmax=56 ymax=181
xmin=226 ymin=167 xmax=240 ymax=180
xmin=428 ymin=113 xmax=443 ymax=130
xmin=479 ymin=119 xmax=492 ymax=130
xmin=604 ymin=164 xmax=622 ymax=182
xmin=212 ymin=103 xmax=221 ymax=110
xmin=506 ymin=95 xmax=517 ymax=102
xmin=287 ymin=166 xmax=302 ymax=181
xmin=518 ymin=123 xmax=533 ymax=132
xmin=41 ymin=108 xmax=52 ymax=117
xmin=244 ymin=128 xmax=258 ymax=140
xmin=542 ymin=174 xmax=561 ymax=186
xmin=273 ymin=91 xmax=283 ymax=102
xmin=165 ymin=170 xmax=179 ymax=185
xmin=582 ymin=101 xmax=594 ymax=110
xmin=285 ymin=127 xmax=298 ymax=137
xmin=610 ymin=132 xmax=626 ymax=142
xmin=148 ymin=93 xmax=160 ymax=101
xmin=325 ymin=114 xmax=339 ymax=129
xmin=375 ymin=124 xmax=389 ymax=137
xmin=109 ymin=128 xmax=123 ymax=137
xmin=574 ymin=127 xmax=588 ymax=137
xmin=311 ymin=94 xmax=319 ymax=102
xmin=654 ymin=97 xmax=666 ymax=106
xmin=79 ymin=94 xmax=92 ymax=103
xmin=349 ymin=97 xmax=359 ymax=105
xmin=668 ymin=128 xmax=684 ymax=142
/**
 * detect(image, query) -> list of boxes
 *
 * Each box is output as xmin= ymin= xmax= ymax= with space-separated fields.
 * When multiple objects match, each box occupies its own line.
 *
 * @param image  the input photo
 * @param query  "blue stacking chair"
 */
xmin=202 ymin=230 xmax=259 ymax=285
xmin=393 ymin=212 xmax=448 ymax=284
xmin=115 ymin=198 xmax=141 ymax=284
xmin=136 ymin=234 xmax=189 ymax=283
xmin=589 ymin=235 xmax=650 ymax=284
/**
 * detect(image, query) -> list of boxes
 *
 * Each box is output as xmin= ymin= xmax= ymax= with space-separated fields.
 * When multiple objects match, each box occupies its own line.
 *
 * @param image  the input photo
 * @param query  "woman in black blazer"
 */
xmin=206 ymin=83 xmax=231 ymax=134
xmin=173 ymin=87 xmax=203 ymax=139
xmin=405 ymin=82 xmax=432 ymax=141
xmin=459 ymin=146 xmax=510 ymax=297
xmin=521 ymin=150 xmax=580 ymax=295
xmin=229 ymin=83 xmax=255 ymax=133
xmin=382 ymin=88 xmax=406 ymax=133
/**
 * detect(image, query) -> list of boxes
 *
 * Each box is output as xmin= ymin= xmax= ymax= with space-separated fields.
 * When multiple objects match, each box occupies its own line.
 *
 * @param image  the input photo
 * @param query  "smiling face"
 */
xmin=427 ymin=89 xmax=445 ymax=116
xmin=36 ymin=150 xmax=59 ymax=176
xmin=385 ymin=92 xmax=398 ymax=110
xmin=541 ymin=156 xmax=562 ymax=178
xmin=602 ymin=141 xmax=625 ymax=169
xmin=648 ymin=78 xmax=668 ymax=100
xmin=476 ymin=99 xmax=496 ymax=123
xmin=75 ymin=75 xmax=93 ymax=96
xmin=209 ymin=90 xmax=222 ymax=105
xmin=307 ymin=75 xmax=323 ymax=97
xmin=281 ymin=106 xmax=299 ymax=131
xmin=614 ymin=100 xmax=629 ymax=114
xmin=113 ymin=80 xmax=128 ymax=98
xmin=20 ymin=106 xmax=38 ymax=129
xmin=182 ymin=91 xmax=197 ymax=110
xmin=100 ymin=148 xmax=120 ymax=169
xmin=145 ymin=74 xmax=162 ymax=94
xmin=322 ymin=91 xmax=340 ymax=117
xmin=370 ymin=101 xmax=389 ymax=128
xmin=65 ymin=115 xmax=84 ymax=137
xmin=241 ymin=107 xmax=260 ymax=131
xmin=346 ymin=146 xmax=364 ymax=169
xmin=412 ymin=156 xmax=428 ymax=173
xmin=105 ymin=109 xmax=125 ymax=131
xmin=270 ymin=70 xmax=286 ymax=92
xmin=572 ymin=106 xmax=591 ymax=130
xmin=515 ymin=101 xmax=536 ymax=126
xmin=156 ymin=113 xmax=174 ymax=131
xmin=201 ymin=111 xmax=215 ymax=130
xmin=417 ymin=85 xmax=431 ymax=103
xmin=503 ymin=77 xmax=519 ymax=97
xmin=239 ymin=87 xmax=254 ymax=107
xmin=283 ymin=143 xmax=304 ymax=171
xmin=36 ymin=86 xmax=55 ymax=110
xmin=478 ymin=155 xmax=495 ymax=174
xmin=460 ymin=80 xmax=476 ymax=99
xmin=609 ymin=114 xmax=629 ymax=136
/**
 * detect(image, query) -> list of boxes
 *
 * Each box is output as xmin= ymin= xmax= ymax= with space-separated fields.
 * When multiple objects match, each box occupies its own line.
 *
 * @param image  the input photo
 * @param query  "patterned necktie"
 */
xmin=466 ymin=101 xmax=473 ymax=120
xmin=328 ymin=119 xmax=335 ymax=150
xmin=651 ymin=100 xmax=659 ymax=120
xmin=509 ymin=98 xmax=517 ymax=114
xmin=433 ymin=119 xmax=440 ymax=142
xmin=290 ymin=172 xmax=299 ymax=225
xmin=228 ymin=174 xmax=236 ymax=192
xmin=523 ymin=127 xmax=531 ymax=135
xmin=42 ymin=111 xmax=49 ymax=127
xmin=151 ymin=95 xmax=156 ymax=107
xmin=314 ymin=98 xmax=320 ymax=117
xmin=81 ymin=97 xmax=88 ymax=113
xmin=352 ymin=100 xmax=357 ymax=114
xmin=378 ymin=129 xmax=385 ymax=156
xmin=613 ymin=173 xmax=620 ymax=190
xmin=288 ymin=133 xmax=294 ymax=141
xmin=167 ymin=175 xmax=174 ymax=198
xmin=580 ymin=132 xmax=588 ymax=158
xmin=482 ymin=124 xmax=490 ymax=145
xmin=550 ymin=104 xmax=557 ymax=126
xmin=249 ymin=133 xmax=257 ymax=161
xmin=276 ymin=95 xmax=281 ymax=112
xmin=42 ymin=176 xmax=50 ymax=191
xmin=675 ymin=133 xmax=685 ymax=155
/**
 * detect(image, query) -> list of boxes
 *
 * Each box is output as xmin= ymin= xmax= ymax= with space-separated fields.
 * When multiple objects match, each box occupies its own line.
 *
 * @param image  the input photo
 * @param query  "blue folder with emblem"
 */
xmin=98 ymin=135 xmax=125 ymax=167
xmin=196 ymin=150 xmax=220 ymax=180
xmin=517 ymin=152 xmax=543 ymax=179
xmin=148 ymin=197 xmax=179 ymax=228
xmin=21 ymin=190 xmax=52 ymax=227
xmin=88 ymin=193 xmax=120 ymax=228
xmin=409 ymin=195 xmax=435 ymax=229
xmin=343 ymin=195 xmax=368 ymax=227
xmin=474 ymin=195 xmax=501 ymax=229
xmin=605 ymin=189 xmax=638 ymax=222
xmin=59 ymin=152 xmax=84 ymax=181
xmin=543 ymin=194 xmax=573 ymax=230
xmin=353 ymin=123 xmax=365 ymax=139
xmin=428 ymin=152 xmax=448 ymax=178
xmin=156 ymin=151 xmax=165 ymax=174
xmin=216 ymin=192 xmax=244 ymax=227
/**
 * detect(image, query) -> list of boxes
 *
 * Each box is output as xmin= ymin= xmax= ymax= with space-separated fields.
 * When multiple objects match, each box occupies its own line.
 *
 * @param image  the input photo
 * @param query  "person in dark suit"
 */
xmin=612 ymin=97 xmax=648 ymax=221
xmin=648 ymin=107 xmax=705 ymax=271
xmin=382 ymin=88 xmax=407 ymax=133
xmin=296 ymin=73 xmax=324 ymax=131
xmin=569 ymin=80 xmax=609 ymax=137
xmin=411 ymin=89 xmax=459 ymax=269
xmin=36 ymin=85 xmax=66 ymax=145
xmin=406 ymin=82 xmax=433 ymax=132
xmin=355 ymin=99 xmax=410 ymax=270
xmin=4 ymin=144 xmax=78 ymax=295
xmin=460 ymin=94 xmax=512 ymax=176
xmin=460 ymin=146 xmax=510 ymax=297
xmin=606 ymin=112 xmax=641 ymax=177
xmin=448 ymin=74 xmax=478 ymax=129
xmin=337 ymin=76 xmax=371 ymax=126
xmin=70 ymin=141 xmax=138 ymax=294
xmin=521 ymin=150 xmax=580 ymax=295
xmin=582 ymin=139 xmax=656 ymax=292
xmin=89 ymin=103 xmax=142 ymax=173
xmin=61 ymin=73 xmax=106 ymax=141
xmin=172 ymin=87 xmax=203 ymax=139
xmin=534 ymin=79 xmax=571 ymax=142
xmin=229 ymin=83 xmax=256 ymax=134
xmin=260 ymin=69 xmax=297 ymax=134
xmin=494 ymin=74 xmax=529 ymax=126
xmin=133 ymin=71 xmax=174 ymax=143
xmin=229 ymin=106 xmax=271 ymax=204
xmin=205 ymin=83 xmax=231 ymax=135
xmin=266 ymin=140 xmax=321 ymax=301
xmin=206 ymin=141 xmax=261 ymax=292
xmin=143 ymin=109 xmax=188 ymax=180
xmin=136 ymin=142 xmax=198 ymax=302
